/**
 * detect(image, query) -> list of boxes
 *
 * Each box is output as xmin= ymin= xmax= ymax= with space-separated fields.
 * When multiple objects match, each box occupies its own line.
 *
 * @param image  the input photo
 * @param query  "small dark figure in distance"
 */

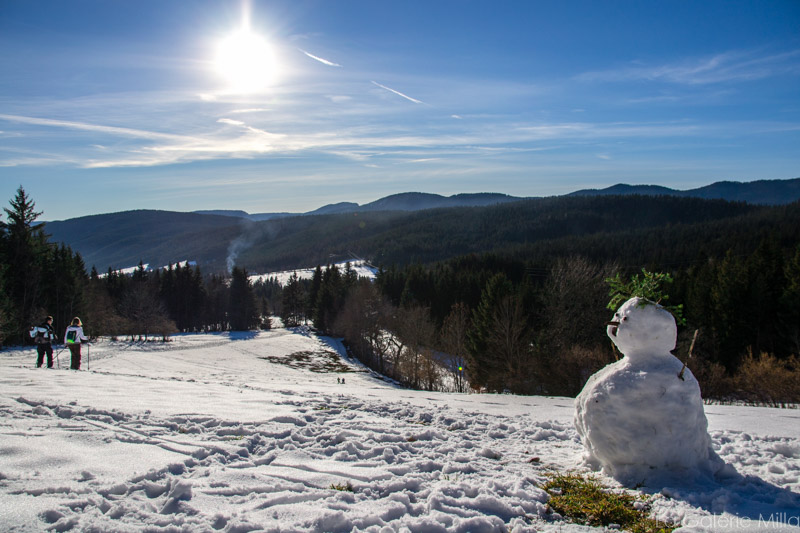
xmin=64 ymin=317 xmax=89 ymax=370
xmin=30 ymin=315 xmax=57 ymax=368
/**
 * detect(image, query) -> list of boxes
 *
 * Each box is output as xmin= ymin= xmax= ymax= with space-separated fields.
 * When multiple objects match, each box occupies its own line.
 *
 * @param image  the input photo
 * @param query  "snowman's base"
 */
xmin=575 ymin=355 xmax=724 ymax=487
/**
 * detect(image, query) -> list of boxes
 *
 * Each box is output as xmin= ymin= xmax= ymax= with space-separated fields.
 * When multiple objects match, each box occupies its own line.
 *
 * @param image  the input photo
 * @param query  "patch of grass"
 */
xmin=330 ymin=481 xmax=354 ymax=492
xmin=260 ymin=350 xmax=366 ymax=373
xmin=542 ymin=472 xmax=677 ymax=533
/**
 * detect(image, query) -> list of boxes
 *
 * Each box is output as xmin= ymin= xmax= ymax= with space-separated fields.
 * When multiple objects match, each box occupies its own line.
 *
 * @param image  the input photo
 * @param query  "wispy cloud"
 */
xmin=3 ymin=110 xmax=796 ymax=170
xmin=371 ymin=81 xmax=424 ymax=104
xmin=218 ymin=118 xmax=246 ymax=126
xmin=577 ymin=49 xmax=800 ymax=85
xmin=0 ymin=113 xmax=191 ymax=142
xmin=327 ymin=95 xmax=352 ymax=104
xmin=300 ymin=49 xmax=341 ymax=67
xmin=229 ymin=108 xmax=270 ymax=114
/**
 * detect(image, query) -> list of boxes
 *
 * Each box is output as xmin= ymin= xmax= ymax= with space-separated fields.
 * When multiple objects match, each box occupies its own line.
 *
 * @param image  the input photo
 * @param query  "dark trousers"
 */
xmin=36 ymin=343 xmax=54 ymax=368
xmin=68 ymin=344 xmax=82 ymax=370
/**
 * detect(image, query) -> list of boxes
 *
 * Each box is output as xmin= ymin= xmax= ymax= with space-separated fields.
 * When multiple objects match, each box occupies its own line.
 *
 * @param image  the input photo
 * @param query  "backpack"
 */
xmin=34 ymin=330 xmax=45 ymax=344
xmin=66 ymin=329 xmax=78 ymax=344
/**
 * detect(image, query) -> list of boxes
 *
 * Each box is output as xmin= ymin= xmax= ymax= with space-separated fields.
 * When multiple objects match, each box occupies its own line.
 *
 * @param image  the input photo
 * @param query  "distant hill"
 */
xmin=45 ymin=178 xmax=800 ymax=273
xmin=193 ymin=209 xmax=293 ymax=221
xmin=46 ymin=210 xmax=243 ymax=272
xmin=195 ymin=193 xmax=519 ymax=220
xmin=193 ymin=209 xmax=251 ymax=218
xmin=306 ymin=202 xmax=360 ymax=215
xmin=359 ymin=192 xmax=520 ymax=211
xmin=569 ymin=177 xmax=800 ymax=205
xmin=194 ymin=178 xmax=800 ymax=223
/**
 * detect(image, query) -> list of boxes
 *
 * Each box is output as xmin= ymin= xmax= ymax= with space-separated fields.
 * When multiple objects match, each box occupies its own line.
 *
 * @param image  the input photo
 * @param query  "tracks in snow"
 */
xmin=9 ymin=395 xmax=576 ymax=532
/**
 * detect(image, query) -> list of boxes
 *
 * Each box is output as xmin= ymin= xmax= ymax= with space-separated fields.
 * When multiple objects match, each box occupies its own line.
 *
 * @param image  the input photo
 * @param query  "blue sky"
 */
xmin=1 ymin=0 xmax=798 ymax=221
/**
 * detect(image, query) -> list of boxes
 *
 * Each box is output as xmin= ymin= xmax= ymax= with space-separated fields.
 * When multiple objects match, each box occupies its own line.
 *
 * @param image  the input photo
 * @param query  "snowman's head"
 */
xmin=607 ymin=297 xmax=677 ymax=357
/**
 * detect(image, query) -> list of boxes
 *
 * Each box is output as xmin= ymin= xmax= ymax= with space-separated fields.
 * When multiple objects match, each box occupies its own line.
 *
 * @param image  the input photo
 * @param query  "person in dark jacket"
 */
xmin=64 ymin=317 xmax=89 ymax=370
xmin=29 ymin=316 xmax=57 ymax=368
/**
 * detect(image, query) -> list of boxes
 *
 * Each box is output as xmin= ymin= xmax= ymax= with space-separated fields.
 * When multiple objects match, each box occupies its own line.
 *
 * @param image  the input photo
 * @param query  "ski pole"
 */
xmin=87 ymin=343 xmax=90 ymax=371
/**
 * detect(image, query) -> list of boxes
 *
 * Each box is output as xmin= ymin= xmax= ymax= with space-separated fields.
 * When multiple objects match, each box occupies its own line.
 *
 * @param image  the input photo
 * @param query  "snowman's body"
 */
xmin=574 ymin=297 xmax=722 ymax=485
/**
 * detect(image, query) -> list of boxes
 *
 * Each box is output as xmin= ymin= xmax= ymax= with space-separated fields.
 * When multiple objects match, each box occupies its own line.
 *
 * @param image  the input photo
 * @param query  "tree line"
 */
xmin=284 ymin=231 xmax=799 ymax=403
xmin=0 ymin=188 xmax=266 ymax=346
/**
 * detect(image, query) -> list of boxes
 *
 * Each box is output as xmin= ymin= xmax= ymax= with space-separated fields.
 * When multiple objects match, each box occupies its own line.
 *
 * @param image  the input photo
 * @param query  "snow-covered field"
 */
xmin=1 ymin=329 xmax=798 ymax=532
xmin=249 ymin=260 xmax=378 ymax=286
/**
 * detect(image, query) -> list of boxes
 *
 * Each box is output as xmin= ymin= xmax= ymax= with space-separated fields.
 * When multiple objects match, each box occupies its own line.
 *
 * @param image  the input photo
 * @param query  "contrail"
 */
xmin=371 ymin=81 xmax=424 ymax=104
xmin=300 ymin=49 xmax=341 ymax=67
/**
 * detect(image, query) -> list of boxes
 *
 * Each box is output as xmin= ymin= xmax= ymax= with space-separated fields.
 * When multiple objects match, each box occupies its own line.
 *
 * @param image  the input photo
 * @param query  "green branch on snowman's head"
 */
xmin=605 ymin=269 xmax=686 ymax=325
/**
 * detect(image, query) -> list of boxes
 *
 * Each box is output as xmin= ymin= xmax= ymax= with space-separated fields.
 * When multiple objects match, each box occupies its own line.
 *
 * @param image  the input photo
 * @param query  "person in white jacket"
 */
xmin=29 ymin=315 xmax=57 ymax=368
xmin=64 ymin=317 xmax=89 ymax=370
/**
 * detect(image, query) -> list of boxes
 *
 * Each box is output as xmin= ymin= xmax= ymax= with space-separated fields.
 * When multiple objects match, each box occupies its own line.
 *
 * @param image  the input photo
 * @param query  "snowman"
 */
xmin=574 ymin=297 xmax=723 ymax=486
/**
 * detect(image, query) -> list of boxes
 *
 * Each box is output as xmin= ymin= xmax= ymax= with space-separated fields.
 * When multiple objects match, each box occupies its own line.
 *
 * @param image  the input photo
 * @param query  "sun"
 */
xmin=214 ymin=29 xmax=277 ymax=94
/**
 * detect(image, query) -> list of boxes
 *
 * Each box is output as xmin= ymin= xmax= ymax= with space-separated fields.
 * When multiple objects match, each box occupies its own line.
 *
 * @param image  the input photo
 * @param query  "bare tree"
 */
xmin=488 ymin=294 xmax=531 ymax=393
xmin=393 ymin=305 xmax=438 ymax=390
xmin=83 ymin=279 xmax=127 ymax=338
xmin=118 ymin=282 xmax=175 ymax=341
xmin=535 ymin=257 xmax=618 ymax=394
xmin=541 ymin=256 xmax=616 ymax=352
xmin=439 ymin=302 xmax=470 ymax=392
xmin=335 ymin=281 xmax=393 ymax=373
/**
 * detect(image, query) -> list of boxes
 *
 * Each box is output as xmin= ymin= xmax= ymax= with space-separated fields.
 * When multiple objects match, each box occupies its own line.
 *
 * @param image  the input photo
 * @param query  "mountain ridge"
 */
xmin=188 ymin=178 xmax=800 ymax=221
xmin=568 ymin=177 xmax=800 ymax=204
xmin=191 ymin=192 xmax=521 ymax=221
xmin=42 ymin=178 xmax=800 ymax=273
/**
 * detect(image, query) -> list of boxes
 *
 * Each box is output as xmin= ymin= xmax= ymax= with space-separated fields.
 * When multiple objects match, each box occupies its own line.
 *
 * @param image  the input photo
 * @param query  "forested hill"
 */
xmin=236 ymin=195 xmax=796 ymax=271
xmin=45 ymin=210 xmax=243 ymax=273
xmin=45 ymin=194 xmax=798 ymax=274
xmin=569 ymin=177 xmax=800 ymax=205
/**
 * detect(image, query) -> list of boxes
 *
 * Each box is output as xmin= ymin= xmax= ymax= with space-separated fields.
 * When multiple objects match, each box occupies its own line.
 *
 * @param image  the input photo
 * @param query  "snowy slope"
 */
xmin=249 ymin=260 xmax=378 ymax=286
xmin=0 ymin=330 xmax=798 ymax=532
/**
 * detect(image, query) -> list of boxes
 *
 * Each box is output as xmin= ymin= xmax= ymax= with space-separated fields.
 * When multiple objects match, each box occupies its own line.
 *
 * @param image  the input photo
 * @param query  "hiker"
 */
xmin=29 ymin=315 xmax=57 ymax=368
xmin=64 ymin=317 xmax=89 ymax=370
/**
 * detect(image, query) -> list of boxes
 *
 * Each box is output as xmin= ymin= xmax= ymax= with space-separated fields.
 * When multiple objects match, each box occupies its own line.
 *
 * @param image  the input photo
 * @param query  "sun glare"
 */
xmin=215 ymin=30 xmax=277 ymax=93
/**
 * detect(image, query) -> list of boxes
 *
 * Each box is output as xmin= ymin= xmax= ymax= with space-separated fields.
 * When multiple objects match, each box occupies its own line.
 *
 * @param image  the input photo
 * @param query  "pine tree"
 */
xmin=314 ymin=265 xmax=343 ymax=333
xmin=710 ymin=250 xmax=749 ymax=369
xmin=745 ymin=236 xmax=785 ymax=356
xmin=204 ymin=274 xmax=229 ymax=331
xmin=229 ymin=267 xmax=258 ymax=331
xmin=306 ymin=266 xmax=322 ymax=321
xmin=467 ymin=273 xmax=514 ymax=391
xmin=281 ymin=273 xmax=306 ymax=327
xmin=43 ymin=243 xmax=88 ymax=338
xmin=781 ymin=245 xmax=800 ymax=355
xmin=0 ymin=186 xmax=48 ymax=342
xmin=0 ymin=263 xmax=12 ymax=346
